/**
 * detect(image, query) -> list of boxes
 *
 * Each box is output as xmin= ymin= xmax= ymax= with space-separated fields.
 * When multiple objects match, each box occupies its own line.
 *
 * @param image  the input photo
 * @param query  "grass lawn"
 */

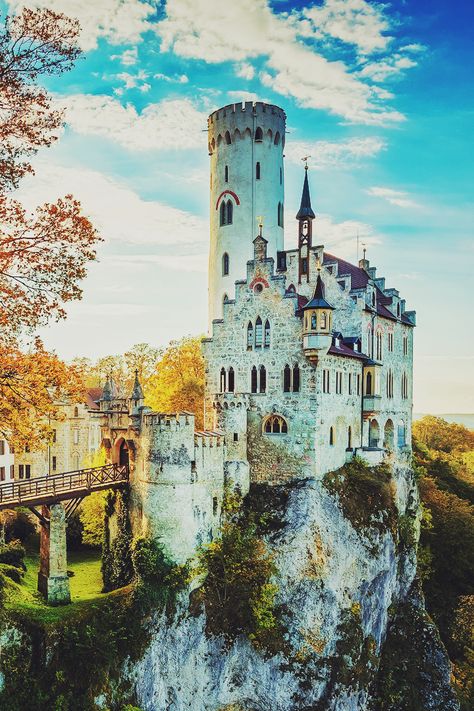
xmin=5 ymin=544 xmax=129 ymax=625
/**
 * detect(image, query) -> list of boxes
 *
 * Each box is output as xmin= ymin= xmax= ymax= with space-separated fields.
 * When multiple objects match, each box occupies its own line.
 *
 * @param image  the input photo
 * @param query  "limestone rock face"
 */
xmin=130 ymin=466 xmax=458 ymax=711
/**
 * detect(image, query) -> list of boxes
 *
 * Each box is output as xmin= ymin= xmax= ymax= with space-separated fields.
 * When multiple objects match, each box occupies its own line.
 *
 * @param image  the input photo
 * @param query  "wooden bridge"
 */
xmin=0 ymin=462 xmax=129 ymax=517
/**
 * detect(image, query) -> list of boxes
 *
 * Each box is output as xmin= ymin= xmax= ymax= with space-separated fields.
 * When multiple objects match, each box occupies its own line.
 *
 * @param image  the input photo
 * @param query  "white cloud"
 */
xmin=60 ymin=95 xmax=207 ymax=151
xmin=291 ymin=212 xmax=381 ymax=257
xmin=366 ymin=186 xmax=421 ymax=209
xmin=111 ymin=253 xmax=208 ymax=273
xmin=154 ymin=73 xmax=189 ymax=83
xmin=116 ymin=70 xmax=149 ymax=90
xmin=111 ymin=48 xmax=138 ymax=66
xmin=16 ymin=161 xmax=208 ymax=248
xmin=7 ymin=0 xmax=156 ymax=51
xmin=285 ymin=136 xmax=385 ymax=168
xmin=302 ymin=0 xmax=390 ymax=55
xmin=227 ymin=91 xmax=261 ymax=103
xmin=235 ymin=62 xmax=256 ymax=80
xmin=358 ymin=55 xmax=418 ymax=82
xmin=156 ymin=0 xmax=405 ymax=125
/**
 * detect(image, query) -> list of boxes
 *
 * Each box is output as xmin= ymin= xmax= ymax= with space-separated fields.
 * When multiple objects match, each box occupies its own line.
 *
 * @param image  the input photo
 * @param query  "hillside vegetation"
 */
xmin=413 ymin=416 xmax=474 ymax=710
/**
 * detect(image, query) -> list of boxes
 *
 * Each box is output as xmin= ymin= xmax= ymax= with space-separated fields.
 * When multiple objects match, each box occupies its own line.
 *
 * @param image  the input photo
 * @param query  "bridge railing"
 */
xmin=0 ymin=463 xmax=129 ymax=508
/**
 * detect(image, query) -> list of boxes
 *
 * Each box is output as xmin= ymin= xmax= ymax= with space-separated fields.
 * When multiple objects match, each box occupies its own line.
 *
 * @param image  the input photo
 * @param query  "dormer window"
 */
xmin=371 ymin=292 xmax=376 ymax=307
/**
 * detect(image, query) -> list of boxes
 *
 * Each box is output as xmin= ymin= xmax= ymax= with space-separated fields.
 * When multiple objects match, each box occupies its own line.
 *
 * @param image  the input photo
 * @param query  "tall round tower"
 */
xmin=207 ymin=101 xmax=286 ymax=324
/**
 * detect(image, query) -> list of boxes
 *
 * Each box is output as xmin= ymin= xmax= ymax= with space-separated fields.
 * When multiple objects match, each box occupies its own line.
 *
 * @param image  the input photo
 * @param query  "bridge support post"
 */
xmin=37 ymin=504 xmax=71 ymax=605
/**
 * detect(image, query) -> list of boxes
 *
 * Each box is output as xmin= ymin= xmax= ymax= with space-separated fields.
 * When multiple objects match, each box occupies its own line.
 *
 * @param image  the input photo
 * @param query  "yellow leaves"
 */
xmin=146 ymin=336 xmax=205 ymax=428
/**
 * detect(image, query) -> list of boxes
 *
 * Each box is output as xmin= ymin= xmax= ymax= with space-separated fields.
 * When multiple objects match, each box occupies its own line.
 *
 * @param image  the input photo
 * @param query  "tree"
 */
xmin=146 ymin=336 xmax=205 ymax=428
xmin=413 ymin=416 xmax=474 ymax=454
xmin=0 ymin=9 xmax=101 ymax=447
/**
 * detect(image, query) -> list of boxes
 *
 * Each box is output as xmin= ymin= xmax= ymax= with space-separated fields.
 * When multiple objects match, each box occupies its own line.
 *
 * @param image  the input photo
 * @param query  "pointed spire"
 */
xmin=102 ymin=372 xmax=113 ymax=401
xmin=296 ymin=165 xmax=315 ymax=220
xmin=130 ymin=369 xmax=144 ymax=401
xmin=303 ymin=274 xmax=334 ymax=310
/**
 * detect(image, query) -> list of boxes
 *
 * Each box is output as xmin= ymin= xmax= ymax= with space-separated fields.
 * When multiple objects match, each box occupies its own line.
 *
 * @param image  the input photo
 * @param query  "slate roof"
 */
xmin=328 ymin=342 xmax=368 ymax=361
xmin=303 ymin=273 xmax=334 ymax=310
xmin=296 ymin=168 xmax=316 ymax=220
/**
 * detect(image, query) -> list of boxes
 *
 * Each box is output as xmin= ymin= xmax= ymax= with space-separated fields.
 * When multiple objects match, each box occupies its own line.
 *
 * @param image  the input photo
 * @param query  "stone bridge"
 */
xmin=0 ymin=463 xmax=129 ymax=605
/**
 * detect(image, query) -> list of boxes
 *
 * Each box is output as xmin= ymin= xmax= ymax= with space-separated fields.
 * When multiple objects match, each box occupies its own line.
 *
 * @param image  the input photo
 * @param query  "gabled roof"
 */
xmin=328 ymin=341 xmax=368 ymax=361
xmin=85 ymin=387 xmax=103 ymax=410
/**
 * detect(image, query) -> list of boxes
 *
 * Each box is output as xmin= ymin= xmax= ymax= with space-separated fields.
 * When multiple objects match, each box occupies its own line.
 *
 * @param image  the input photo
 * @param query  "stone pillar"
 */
xmin=37 ymin=504 xmax=71 ymax=605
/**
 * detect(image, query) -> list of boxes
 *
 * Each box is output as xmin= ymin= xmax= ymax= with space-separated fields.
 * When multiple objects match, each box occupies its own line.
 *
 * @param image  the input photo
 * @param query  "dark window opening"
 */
xmin=251 ymin=366 xmax=258 ymax=393
xmin=256 ymin=161 xmax=261 ymax=180
xmin=233 ymin=433 xmax=239 ymax=442
xmin=52 ymin=456 xmax=57 ymax=471
xmin=277 ymin=251 xmax=287 ymax=271
xmin=222 ymin=252 xmax=229 ymax=275
xmin=283 ymin=364 xmax=291 ymax=392
xmin=255 ymin=127 xmax=263 ymax=142
xmin=247 ymin=322 xmax=253 ymax=350
xmin=225 ymin=130 xmax=231 ymax=145
xmin=224 ymin=165 xmax=229 ymax=182
xmin=228 ymin=367 xmax=235 ymax=393
xmin=259 ymin=365 xmax=266 ymax=393
xmin=264 ymin=320 xmax=270 ymax=348
xmin=301 ymin=257 xmax=308 ymax=274
xmin=293 ymin=365 xmax=300 ymax=393
xmin=329 ymin=427 xmax=334 ymax=446
xmin=226 ymin=200 xmax=233 ymax=225
xmin=213 ymin=496 xmax=218 ymax=515
xmin=220 ymin=201 xmax=226 ymax=226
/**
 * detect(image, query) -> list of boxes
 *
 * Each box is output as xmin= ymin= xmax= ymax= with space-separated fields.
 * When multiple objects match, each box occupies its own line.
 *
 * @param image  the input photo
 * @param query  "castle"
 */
xmin=100 ymin=101 xmax=415 ymax=564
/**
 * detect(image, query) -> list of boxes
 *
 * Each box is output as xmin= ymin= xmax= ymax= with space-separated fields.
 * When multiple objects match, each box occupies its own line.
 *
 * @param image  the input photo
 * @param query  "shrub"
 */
xmin=0 ymin=541 xmax=26 ymax=570
xmin=0 ymin=509 xmax=35 ymax=544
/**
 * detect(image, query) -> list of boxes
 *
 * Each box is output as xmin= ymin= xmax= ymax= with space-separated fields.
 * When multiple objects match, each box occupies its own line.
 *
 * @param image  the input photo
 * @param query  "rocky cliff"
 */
xmin=128 ymin=462 xmax=458 ymax=711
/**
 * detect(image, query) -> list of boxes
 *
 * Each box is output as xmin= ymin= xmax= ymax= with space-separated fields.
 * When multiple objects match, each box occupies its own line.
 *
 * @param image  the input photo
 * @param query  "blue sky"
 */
xmin=5 ymin=0 xmax=474 ymax=413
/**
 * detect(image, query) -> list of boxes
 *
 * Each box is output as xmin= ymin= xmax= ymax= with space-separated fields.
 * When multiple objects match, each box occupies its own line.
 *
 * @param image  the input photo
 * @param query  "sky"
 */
xmin=4 ymin=0 xmax=474 ymax=414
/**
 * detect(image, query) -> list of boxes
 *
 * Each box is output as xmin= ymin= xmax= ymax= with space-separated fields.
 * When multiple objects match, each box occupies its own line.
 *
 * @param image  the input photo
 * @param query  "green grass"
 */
xmin=5 ymin=544 xmax=129 ymax=625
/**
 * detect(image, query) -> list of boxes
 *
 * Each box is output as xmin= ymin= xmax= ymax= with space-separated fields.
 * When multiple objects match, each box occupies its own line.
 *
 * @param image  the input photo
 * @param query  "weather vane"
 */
xmin=301 ymin=155 xmax=311 ymax=170
xmin=256 ymin=215 xmax=264 ymax=236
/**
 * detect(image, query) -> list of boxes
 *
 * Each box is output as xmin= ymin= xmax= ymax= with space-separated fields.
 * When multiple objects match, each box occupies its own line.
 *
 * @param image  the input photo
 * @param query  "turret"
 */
xmin=207 ymin=101 xmax=286 ymax=324
xmin=129 ymin=369 xmax=144 ymax=413
xmin=296 ymin=163 xmax=315 ymax=284
xmin=302 ymin=270 xmax=334 ymax=361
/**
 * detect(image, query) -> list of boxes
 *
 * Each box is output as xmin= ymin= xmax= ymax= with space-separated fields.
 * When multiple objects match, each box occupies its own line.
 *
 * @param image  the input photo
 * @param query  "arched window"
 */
xmin=329 ymin=427 xmax=334 ymax=446
xmin=255 ymin=317 xmax=263 ymax=348
xmin=264 ymin=320 xmax=270 ymax=348
xmin=256 ymin=162 xmax=261 ymax=180
xmin=228 ymin=367 xmax=235 ymax=393
xmin=277 ymin=202 xmax=284 ymax=227
xmin=226 ymin=200 xmax=233 ymax=225
xmin=366 ymin=371 xmax=373 ymax=395
xmin=73 ymin=406 xmax=79 ymax=418
xmin=247 ymin=322 xmax=253 ymax=350
xmin=367 ymin=325 xmax=373 ymax=358
xmin=225 ymin=130 xmax=231 ymax=145
xmin=398 ymin=420 xmax=406 ymax=447
xmin=376 ymin=331 xmax=383 ymax=360
xmin=283 ymin=365 xmax=291 ymax=392
xmin=347 ymin=426 xmax=352 ymax=449
xmin=369 ymin=419 xmax=380 ymax=448
xmin=384 ymin=419 xmax=394 ymax=449
xmin=251 ymin=366 xmax=258 ymax=393
xmin=259 ymin=365 xmax=266 ymax=393
xmin=220 ymin=201 xmax=226 ymax=226
xmin=311 ymin=312 xmax=317 ymax=329
xmin=222 ymin=252 xmax=229 ymax=276
xmin=293 ymin=365 xmax=300 ymax=393
xmin=255 ymin=127 xmax=263 ymax=142
xmin=224 ymin=165 xmax=229 ymax=182
xmin=274 ymin=131 xmax=280 ymax=145
xmin=320 ymin=312 xmax=327 ymax=329
xmin=220 ymin=367 xmax=226 ymax=393
xmin=263 ymin=415 xmax=288 ymax=434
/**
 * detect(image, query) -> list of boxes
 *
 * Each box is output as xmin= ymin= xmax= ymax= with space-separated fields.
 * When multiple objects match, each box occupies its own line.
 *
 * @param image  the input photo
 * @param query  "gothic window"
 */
xmin=357 ymin=374 xmax=361 ymax=395
xmin=228 ymin=367 xmax=235 ymax=393
xmin=255 ymin=127 xmax=263 ymax=142
xmin=225 ymin=130 xmax=231 ymax=145
xmin=256 ymin=161 xmax=261 ymax=180
xmin=255 ymin=317 xmax=263 ymax=348
xmin=348 ymin=373 xmax=352 ymax=394
xmin=323 ymin=369 xmax=330 ymax=393
xmin=320 ymin=312 xmax=327 ymax=329
xmin=329 ymin=426 xmax=334 ymax=446
xmin=388 ymin=332 xmax=394 ymax=352
xmin=293 ymin=365 xmax=300 ymax=393
xmin=367 ymin=326 xmax=373 ymax=358
xmin=372 ymin=291 xmax=376 ymax=307
xmin=403 ymin=334 xmax=408 ymax=356
xmin=264 ymin=320 xmax=270 ymax=348
xmin=311 ymin=312 xmax=317 ymax=329
xmin=376 ymin=331 xmax=383 ymax=360
xmin=222 ymin=252 xmax=229 ymax=276
xmin=301 ymin=257 xmax=308 ymax=274
xmin=251 ymin=366 xmax=258 ymax=393
xmin=336 ymin=371 xmax=342 ymax=394
xmin=259 ymin=365 xmax=266 ymax=393
xmin=224 ymin=165 xmax=229 ymax=182
xmin=283 ymin=364 xmax=291 ymax=392
xmin=220 ymin=201 xmax=226 ymax=226
xmin=347 ymin=426 xmax=352 ymax=449
xmin=401 ymin=372 xmax=408 ymax=399
xmin=226 ymin=200 xmax=233 ymax=225
xmin=220 ymin=367 xmax=226 ymax=393
xmin=274 ymin=131 xmax=281 ymax=145
xmin=263 ymin=415 xmax=288 ymax=434
xmin=247 ymin=322 xmax=253 ymax=350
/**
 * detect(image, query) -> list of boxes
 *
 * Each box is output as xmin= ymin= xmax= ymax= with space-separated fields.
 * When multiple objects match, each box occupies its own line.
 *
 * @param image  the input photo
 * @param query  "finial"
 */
xmin=362 ymin=244 xmax=367 ymax=261
xmin=301 ymin=155 xmax=311 ymax=170
xmin=256 ymin=215 xmax=264 ymax=237
xmin=316 ymin=256 xmax=322 ymax=272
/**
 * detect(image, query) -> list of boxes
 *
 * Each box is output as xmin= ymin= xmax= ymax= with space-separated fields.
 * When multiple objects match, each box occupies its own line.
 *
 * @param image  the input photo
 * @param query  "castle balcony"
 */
xmin=214 ymin=392 xmax=250 ymax=410
xmin=362 ymin=395 xmax=382 ymax=415
xmin=355 ymin=447 xmax=385 ymax=466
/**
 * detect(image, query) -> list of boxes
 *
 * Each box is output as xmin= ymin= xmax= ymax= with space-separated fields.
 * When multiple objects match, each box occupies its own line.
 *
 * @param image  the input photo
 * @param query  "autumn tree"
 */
xmin=413 ymin=415 xmax=474 ymax=454
xmin=146 ymin=336 xmax=205 ymax=428
xmin=0 ymin=8 xmax=101 ymax=448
